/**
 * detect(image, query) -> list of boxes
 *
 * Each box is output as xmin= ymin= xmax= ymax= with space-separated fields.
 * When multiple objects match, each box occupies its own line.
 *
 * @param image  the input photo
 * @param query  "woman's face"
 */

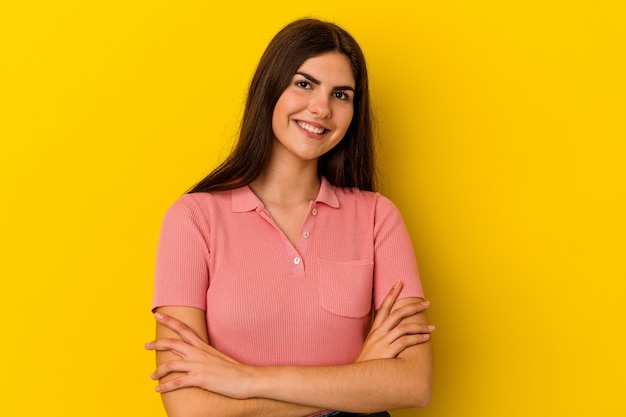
xmin=271 ymin=52 xmax=355 ymax=164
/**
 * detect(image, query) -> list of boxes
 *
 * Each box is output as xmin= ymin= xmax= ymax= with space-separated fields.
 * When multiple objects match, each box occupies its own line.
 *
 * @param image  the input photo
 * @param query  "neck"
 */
xmin=250 ymin=152 xmax=321 ymax=206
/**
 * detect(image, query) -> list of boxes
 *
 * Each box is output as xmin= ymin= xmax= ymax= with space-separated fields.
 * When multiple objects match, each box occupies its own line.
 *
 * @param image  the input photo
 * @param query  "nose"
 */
xmin=308 ymin=94 xmax=332 ymax=119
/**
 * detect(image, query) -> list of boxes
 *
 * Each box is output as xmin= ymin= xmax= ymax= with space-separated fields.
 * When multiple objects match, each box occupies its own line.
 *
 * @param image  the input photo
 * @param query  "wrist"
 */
xmin=244 ymin=364 xmax=271 ymax=399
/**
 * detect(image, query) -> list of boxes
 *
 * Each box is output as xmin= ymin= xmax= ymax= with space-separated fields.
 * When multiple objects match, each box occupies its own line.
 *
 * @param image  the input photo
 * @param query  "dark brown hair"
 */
xmin=189 ymin=18 xmax=376 ymax=193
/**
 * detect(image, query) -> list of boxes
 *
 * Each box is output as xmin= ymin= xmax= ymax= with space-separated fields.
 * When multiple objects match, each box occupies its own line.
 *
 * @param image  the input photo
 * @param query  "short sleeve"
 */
xmin=373 ymin=195 xmax=424 ymax=309
xmin=152 ymin=195 xmax=210 ymax=311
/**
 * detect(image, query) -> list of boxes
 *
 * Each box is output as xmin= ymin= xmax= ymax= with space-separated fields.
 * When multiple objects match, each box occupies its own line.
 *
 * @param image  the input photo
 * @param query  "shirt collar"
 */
xmin=316 ymin=177 xmax=340 ymax=208
xmin=232 ymin=176 xmax=340 ymax=213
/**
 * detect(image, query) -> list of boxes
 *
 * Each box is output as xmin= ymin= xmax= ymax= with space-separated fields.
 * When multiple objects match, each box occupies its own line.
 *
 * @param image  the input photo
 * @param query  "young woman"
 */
xmin=146 ymin=18 xmax=434 ymax=417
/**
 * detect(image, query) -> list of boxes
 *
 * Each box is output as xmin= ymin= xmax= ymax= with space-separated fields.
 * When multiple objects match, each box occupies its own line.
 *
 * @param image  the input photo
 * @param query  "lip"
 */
xmin=294 ymin=119 xmax=330 ymax=139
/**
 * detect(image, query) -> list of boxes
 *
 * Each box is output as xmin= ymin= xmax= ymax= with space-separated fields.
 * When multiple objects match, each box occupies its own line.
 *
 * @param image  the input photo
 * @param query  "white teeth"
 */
xmin=297 ymin=121 xmax=325 ymax=134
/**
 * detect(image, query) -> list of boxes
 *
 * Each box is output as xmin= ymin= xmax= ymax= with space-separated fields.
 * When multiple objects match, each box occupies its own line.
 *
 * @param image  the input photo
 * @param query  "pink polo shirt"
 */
xmin=152 ymin=178 xmax=423 ymax=366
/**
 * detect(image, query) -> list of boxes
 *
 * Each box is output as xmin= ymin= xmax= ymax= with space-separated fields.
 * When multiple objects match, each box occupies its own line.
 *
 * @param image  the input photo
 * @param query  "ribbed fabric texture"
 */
xmin=153 ymin=177 xmax=423 ymax=366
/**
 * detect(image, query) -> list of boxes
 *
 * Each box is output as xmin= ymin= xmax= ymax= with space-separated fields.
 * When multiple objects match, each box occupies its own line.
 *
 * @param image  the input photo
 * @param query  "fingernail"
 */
xmin=421 ymin=301 xmax=430 ymax=307
xmin=154 ymin=312 xmax=164 ymax=319
xmin=422 ymin=334 xmax=431 ymax=340
xmin=428 ymin=325 xmax=436 ymax=331
xmin=155 ymin=385 xmax=161 ymax=392
xmin=150 ymin=374 xmax=156 ymax=380
xmin=394 ymin=281 xmax=402 ymax=289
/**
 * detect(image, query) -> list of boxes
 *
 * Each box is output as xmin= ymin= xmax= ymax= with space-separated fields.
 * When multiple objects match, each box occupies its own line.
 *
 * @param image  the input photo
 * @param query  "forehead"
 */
xmin=296 ymin=52 xmax=355 ymax=87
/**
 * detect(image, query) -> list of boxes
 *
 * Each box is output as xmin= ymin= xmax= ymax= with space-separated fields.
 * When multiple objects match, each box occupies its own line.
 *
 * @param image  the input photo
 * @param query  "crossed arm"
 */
xmin=146 ymin=282 xmax=434 ymax=417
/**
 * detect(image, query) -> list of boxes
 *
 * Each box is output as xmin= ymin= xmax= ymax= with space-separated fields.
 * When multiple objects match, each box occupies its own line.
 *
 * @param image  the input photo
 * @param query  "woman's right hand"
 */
xmin=354 ymin=281 xmax=434 ymax=362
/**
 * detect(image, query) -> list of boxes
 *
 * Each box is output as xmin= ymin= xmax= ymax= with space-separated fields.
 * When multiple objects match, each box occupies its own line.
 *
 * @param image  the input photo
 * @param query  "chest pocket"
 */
xmin=315 ymin=258 xmax=374 ymax=318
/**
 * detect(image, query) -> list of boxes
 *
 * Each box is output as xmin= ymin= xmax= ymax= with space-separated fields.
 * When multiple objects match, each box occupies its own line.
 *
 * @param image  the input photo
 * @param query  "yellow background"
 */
xmin=1 ymin=1 xmax=624 ymax=416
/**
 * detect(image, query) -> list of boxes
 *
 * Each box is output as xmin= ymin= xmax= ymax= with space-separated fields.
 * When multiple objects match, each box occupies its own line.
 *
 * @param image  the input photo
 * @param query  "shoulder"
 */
xmin=167 ymin=191 xmax=231 ymax=212
xmin=333 ymin=186 xmax=376 ymax=204
xmin=333 ymin=187 xmax=400 ymax=216
xmin=161 ymin=191 xmax=232 ymax=229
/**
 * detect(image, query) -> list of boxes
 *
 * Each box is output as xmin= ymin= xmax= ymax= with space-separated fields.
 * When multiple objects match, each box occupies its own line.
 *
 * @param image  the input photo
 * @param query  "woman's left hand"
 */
xmin=145 ymin=313 xmax=254 ymax=398
xmin=354 ymin=281 xmax=433 ymax=363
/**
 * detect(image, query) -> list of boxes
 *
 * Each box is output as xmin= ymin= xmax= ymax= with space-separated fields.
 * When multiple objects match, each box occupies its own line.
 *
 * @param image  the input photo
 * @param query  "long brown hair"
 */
xmin=189 ymin=18 xmax=376 ymax=193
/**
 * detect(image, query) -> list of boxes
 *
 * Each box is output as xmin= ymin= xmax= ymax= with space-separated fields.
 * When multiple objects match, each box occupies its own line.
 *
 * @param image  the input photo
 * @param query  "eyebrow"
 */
xmin=295 ymin=71 xmax=355 ymax=92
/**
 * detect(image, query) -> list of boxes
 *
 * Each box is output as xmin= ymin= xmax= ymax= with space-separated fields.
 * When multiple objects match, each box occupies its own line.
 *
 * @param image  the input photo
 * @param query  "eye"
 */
xmin=334 ymin=91 xmax=351 ymax=101
xmin=295 ymin=80 xmax=312 ymax=89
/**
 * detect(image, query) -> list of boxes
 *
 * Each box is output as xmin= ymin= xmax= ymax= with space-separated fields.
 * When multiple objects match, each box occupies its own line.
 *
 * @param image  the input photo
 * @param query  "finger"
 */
xmin=155 ymin=373 xmax=197 ymax=393
xmin=385 ymin=301 xmax=430 ymax=327
xmin=388 ymin=333 xmax=432 ymax=356
xmin=372 ymin=281 xmax=403 ymax=329
xmin=378 ymin=301 xmax=430 ymax=333
xmin=145 ymin=338 xmax=193 ymax=358
xmin=154 ymin=312 xmax=205 ymax=347
xmin=146 ymin=337 xmax=242 ymax=371
xmin=151 ymin=359 xmax=195 ymax=381
xmin=386 ymin=323 xmax=436 ymax=344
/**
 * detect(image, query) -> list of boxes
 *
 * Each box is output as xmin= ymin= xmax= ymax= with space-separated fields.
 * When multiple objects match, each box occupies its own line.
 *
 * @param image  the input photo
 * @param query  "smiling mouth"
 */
xmin=297 ymin=121 xmax=327 ymax=135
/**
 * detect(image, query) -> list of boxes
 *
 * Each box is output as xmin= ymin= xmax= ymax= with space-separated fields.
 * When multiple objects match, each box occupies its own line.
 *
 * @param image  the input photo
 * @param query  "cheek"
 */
xmin=273 ymin=96 xmax=298 ymax=126
xmin=339 ymin=108 xmax=355 ymax=132
xmin=271 ymin=97 xmax=289 ymax=131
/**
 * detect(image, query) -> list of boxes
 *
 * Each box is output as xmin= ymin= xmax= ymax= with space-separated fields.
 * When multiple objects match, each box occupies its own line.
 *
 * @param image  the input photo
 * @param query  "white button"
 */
xmin=294 ymin=257 xmax=301 ymax=265
xmin=303 ymin=231 xmax=310 ymax=239
xmin=311 ymin=208 xmax=318 ymax=216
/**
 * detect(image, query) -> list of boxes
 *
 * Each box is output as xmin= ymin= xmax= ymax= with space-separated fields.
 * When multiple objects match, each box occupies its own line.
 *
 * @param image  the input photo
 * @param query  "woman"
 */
xmin=146 ymin=18 xmax=434 ymax=417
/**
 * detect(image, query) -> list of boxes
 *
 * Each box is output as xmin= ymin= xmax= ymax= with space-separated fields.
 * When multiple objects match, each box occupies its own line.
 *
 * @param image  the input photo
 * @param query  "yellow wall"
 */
xmin=1 ymin=1 xmax=624 ymax=416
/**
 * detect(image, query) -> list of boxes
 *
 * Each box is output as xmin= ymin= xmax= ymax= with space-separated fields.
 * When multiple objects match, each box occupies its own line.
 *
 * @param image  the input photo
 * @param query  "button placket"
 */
xmin=256 ymin=206 xmax=305 ymax=275
xmin=286 ymin=202 xmax=318 ymax=275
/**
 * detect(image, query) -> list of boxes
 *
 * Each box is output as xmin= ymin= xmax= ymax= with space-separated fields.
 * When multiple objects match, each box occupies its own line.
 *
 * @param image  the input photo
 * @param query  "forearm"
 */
xmin=249 ymin=297 xmax=433 ymax=413
xmin=150 ymin=300 xmax=433 ymax=415
xmin=251 ymin=342 xmax=433 ymax=413
xmin=156 ymin=350 xmax=324 ymax=417
xmin=152 ymin=307 xmax=324 ymax=417
xmin=159 ymin=386 xmax=322 ymax=417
